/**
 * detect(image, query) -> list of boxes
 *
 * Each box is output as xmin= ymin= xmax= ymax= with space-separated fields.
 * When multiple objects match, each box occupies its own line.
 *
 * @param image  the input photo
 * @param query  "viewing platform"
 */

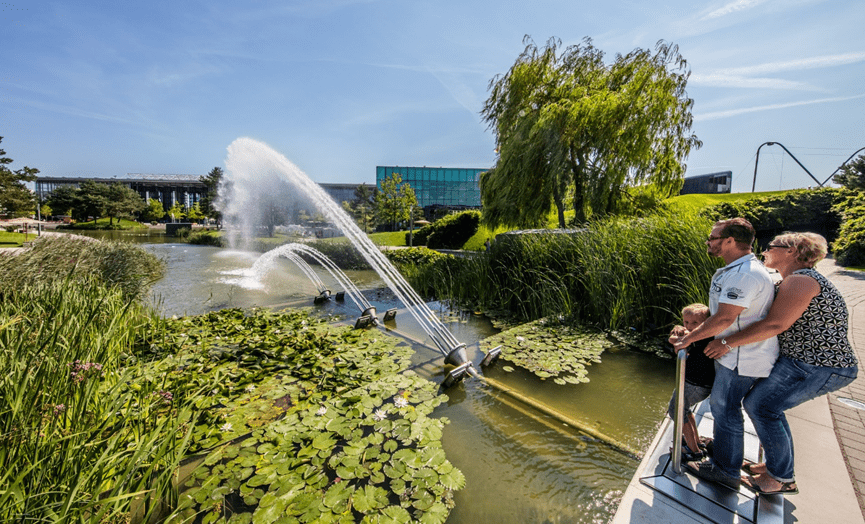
xmin=613 ymin=258 xmax=865 ymax=523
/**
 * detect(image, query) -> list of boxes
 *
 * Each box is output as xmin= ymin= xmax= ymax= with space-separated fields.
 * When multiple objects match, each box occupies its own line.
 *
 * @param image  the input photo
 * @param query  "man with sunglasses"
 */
xmin=673 ymin=217 xmax=779 ymax=489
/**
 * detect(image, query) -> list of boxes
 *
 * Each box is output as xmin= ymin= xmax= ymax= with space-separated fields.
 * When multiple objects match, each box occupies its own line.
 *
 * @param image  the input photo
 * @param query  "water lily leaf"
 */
xmin=439 ymin=467 xmax=466 ymax=490
xmin=411 ymin=488 xmax=435 ymax=510
xmin=227 ymin=512 xmax=253 ymax=524
xmin=420 ymin=448 xmax=446 ymax=468
xmin=553 ymin=378 xmax=567 ymax=385
xmin=323 ymin=483 xmax=353 ymax=511
xmin=380 ymin=505 xmax=411 ymax=524
xmin=383 ymin=460 xmax=406 ymax=479
xmin=312 ymin=433 xmax=337 ymax=450
xmin=353 ymin=485 xmax=390 ymax=513
xmin=383 ymin=439 xmax=398 ymax=453
xmin=418 ymin=501 xmax=449 ymax=524
xmin=502 ymin=366 xmax=515 ymax=372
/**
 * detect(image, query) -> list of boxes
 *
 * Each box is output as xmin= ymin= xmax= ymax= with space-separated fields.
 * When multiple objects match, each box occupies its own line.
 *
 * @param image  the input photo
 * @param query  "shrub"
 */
xmin=833 ymin=191 xmax=865 ymax=266
xmin=187 ymin=230 xmax=224 ymax=246
xmin=384 ymin=246 xmax=452 ymax=268
xmin=701 ymin=188 xmax=844 ymax=241
xmin=304 ymin=240 xmax=372 ymax=270
xmin=407 ymin=210 xmax=480 ymax=249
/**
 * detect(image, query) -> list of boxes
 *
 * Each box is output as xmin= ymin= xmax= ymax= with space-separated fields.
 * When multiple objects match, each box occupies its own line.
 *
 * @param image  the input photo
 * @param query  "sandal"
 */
xmin=742 ymin=475 xmax=798 ymax=496
xmin=740 ymin=460 xmax=766 ymax=476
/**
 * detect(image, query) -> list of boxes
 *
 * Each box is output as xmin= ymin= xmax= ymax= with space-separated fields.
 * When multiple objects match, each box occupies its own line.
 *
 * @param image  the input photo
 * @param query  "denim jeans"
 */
xmin=743 ymin=356 xmax=858 ymax=482
xmin=709 ymin=363 xmax=759 ymax=479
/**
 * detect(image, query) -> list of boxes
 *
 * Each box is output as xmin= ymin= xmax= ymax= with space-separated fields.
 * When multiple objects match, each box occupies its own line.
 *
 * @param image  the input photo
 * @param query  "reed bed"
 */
xmin=402 ymin=210 xmax=720 ymax=331
xmin=0 ymin=236 xmax=197 ymax=523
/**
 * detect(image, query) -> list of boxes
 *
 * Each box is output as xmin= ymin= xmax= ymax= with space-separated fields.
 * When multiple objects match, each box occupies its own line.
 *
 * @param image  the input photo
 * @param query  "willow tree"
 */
xmin=481 ymin=37 xmax=701 ymax=227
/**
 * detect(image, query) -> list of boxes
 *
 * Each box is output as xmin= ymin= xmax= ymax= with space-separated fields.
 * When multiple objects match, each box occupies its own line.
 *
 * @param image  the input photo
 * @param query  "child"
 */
xmin=667 ymin=303 xmax=715 ymax=460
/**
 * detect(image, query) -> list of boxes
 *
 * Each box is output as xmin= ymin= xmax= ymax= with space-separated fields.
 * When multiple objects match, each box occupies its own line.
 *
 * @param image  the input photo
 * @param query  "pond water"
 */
xmin=69 ymin=231 xmax=673 ymax=523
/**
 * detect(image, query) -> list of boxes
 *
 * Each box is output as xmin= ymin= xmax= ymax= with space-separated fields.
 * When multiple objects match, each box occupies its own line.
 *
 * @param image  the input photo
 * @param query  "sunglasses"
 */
xmin=706 ymin=235 xmax=727 ymax=242
xmin=766 ymin=243 xmax=790 ymax=250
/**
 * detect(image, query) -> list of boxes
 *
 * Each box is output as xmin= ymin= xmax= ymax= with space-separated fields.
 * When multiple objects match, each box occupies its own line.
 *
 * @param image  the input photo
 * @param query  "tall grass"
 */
xmin=0 ymin=235 xmax=198 ymax=523
xmin=0 ymin=279 xmax=196 ymax=523
xmin=402 ymin=210 xmax=720 ymax=331
xmin=0 ymin=235 xmax=164 ymax=301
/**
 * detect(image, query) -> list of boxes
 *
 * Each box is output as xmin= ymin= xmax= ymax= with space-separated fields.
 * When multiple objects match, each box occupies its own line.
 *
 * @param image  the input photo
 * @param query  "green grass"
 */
xmin=665 ymin=189 xmax=793 ymax=214
xmin=369 ymin=230 xmax=408 ymax=246
xmin=0 ymin=231 xmax=26 ymax=247
xmin=60 ymin=217 xmax=147 ymax=230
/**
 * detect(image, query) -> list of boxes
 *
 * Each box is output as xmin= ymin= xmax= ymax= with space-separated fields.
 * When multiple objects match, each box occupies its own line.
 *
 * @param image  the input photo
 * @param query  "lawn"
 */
xmin=0 ymin=231 xmax=32 ymax=247
xmin=61 ymin=217 xmax=147 ymax=229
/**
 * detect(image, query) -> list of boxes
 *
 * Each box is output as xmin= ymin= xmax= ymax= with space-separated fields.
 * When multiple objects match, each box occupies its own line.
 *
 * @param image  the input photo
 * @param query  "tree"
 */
xmin=186 ymin=202 xmax=205 ymax=223
xmin=75 ymin=180 xmax=109 ymax=222
xmin=104 ymin=183 xmax=145 ymax=226
xmin=374 ymin=173 xmax=419 ymax=231
xmin=200 ymin=167 xmax=224 ymax=224
xmin=46 ymin=185 xmax=79 ymax=217
xmin=40 ymin=202 xmax=52 ymax=219
xmin=0 ymin=137 xmax=38 ymax=217
xmin=834 ymin=155 xmax=865 ymax=191
xmin=481 ymin=37 xmax=702 ymax=227
xmin=140 ymin=198 xmax=166 ymax=223
xmin=167 ymin=201 xmax=185 ymax=222
xmin=342 ymin=183 xmax=377 ymax=233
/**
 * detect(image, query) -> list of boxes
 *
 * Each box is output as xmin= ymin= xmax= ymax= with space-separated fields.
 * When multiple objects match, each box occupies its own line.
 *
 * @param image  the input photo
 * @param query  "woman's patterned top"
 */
xmin=777 ymin=268 xmax=857 ymax=368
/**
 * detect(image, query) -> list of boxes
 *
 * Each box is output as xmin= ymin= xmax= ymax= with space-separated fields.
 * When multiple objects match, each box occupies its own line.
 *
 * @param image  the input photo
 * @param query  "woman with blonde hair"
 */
xmin=703 ymin=232 xmax=858 ymax=495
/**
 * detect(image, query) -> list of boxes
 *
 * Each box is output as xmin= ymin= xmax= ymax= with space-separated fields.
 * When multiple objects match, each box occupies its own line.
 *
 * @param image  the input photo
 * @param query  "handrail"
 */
xmin=671 ymin=348 xmax=687 ymax=474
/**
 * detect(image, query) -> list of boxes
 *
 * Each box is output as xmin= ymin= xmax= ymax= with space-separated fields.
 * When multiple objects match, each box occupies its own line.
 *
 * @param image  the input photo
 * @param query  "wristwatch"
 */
xmin=720 ymin=338 xmax=734 ymax=351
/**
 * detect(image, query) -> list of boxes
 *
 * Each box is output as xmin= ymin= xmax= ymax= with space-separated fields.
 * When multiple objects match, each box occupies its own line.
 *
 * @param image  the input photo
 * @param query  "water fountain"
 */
xmin=219 ymin=137 xmax=474 ymax=384
xmin=250 ymin=243 xmax=395 ymax=327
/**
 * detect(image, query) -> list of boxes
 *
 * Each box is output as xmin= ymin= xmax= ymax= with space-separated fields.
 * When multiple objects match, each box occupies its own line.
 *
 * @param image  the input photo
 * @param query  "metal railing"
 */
xmin=671 ymin=348 xmax=687 ymax=474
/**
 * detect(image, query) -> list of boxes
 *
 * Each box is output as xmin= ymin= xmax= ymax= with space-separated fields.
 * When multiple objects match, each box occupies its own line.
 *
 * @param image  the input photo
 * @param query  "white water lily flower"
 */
xmin=393 ymin=396 xmax=408 ymax=408
xmin=516 ymin=336 xmax=526 ymax=342
xmin=316 ymin=406 xmax=327 ymax=416
xmin=220 ymin=422 xmax=233 ymax=432
xmin=245 ymin=385 xmax=256 ymax=393
xmin=373 ymin=409 xmax=387 ymax=421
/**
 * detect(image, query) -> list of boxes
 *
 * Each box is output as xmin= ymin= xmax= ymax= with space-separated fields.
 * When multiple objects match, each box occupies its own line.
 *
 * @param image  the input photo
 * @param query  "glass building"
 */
xmin=376 ymin=166 xmax=487 ymax=208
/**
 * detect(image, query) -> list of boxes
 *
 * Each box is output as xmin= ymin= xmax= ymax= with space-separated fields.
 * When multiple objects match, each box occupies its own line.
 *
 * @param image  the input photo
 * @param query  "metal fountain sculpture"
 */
xmin=221 ymin=138 xmax=499 ymax=386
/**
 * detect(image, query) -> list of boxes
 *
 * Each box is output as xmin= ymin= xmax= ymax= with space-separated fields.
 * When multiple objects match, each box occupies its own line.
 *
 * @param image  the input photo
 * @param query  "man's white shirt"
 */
xmin=709 ymin=253 xmax=779 ymax=377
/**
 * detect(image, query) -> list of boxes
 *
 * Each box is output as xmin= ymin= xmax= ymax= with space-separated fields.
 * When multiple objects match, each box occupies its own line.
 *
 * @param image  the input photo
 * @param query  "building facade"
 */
xmin=35 ymin=174 xmax=208 ymax=211
xmin=376 ymin=166 xmax=486 ymax=209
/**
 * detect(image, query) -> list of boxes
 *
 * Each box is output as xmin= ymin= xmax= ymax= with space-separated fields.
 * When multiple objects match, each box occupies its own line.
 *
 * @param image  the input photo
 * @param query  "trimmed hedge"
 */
xmin=832 ymin=191 xmax=865 ymax=266
xmin=700 ymin=188 xmax=843 ymax=240
xmin=407 ymin=210 xmax=481 ymax=249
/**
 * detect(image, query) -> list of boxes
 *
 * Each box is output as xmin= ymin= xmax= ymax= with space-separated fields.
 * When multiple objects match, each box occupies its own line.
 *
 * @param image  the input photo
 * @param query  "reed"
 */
xmin=401 ymin=210 xmax=719 ymax=331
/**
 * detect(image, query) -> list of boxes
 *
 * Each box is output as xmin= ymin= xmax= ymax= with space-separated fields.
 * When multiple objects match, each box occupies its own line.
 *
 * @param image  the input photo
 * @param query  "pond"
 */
xmin=66 ymin=231 xmax=674 ymax=523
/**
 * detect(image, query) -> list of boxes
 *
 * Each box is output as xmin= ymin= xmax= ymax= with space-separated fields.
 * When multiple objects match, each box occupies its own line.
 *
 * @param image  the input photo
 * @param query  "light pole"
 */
xmin=752 ymin=141 xmax=822 ymax=192
xmin=409 ymin=205 xmax=414 ymax=247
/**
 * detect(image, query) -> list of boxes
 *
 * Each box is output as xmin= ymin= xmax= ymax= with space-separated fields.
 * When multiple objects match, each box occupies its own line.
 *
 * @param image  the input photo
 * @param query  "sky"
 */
xmin=2 ymin=0 xmax=863 ymax=193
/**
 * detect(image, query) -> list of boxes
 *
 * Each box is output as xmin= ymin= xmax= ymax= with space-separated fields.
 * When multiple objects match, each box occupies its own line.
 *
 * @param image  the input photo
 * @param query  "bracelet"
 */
xmin=720 ymin=338 xmax=734 ymax=351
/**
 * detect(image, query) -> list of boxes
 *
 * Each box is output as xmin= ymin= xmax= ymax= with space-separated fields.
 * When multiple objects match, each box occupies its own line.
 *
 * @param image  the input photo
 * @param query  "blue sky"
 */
xmin=3 ymin=0 xmax=863 ymax=193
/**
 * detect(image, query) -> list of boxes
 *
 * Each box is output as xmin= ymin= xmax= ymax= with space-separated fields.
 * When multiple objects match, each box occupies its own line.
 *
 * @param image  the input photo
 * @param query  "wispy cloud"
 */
xmin=689 ymin=74 xmax=816 ymax=90
xmin=701 ymin=0 xmax=769 ymax=20
xmin=695 ymin=93 xmax=865 ymax=120
xmin=716 ymin=51 xmax=865 ymax=76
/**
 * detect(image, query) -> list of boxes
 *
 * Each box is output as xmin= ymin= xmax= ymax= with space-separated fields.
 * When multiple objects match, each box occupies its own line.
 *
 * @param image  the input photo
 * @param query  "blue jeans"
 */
xmin=743 ymin=356 xmax=858 ymax=482
xmin=709 ymin=363 xmax=759 ymax=479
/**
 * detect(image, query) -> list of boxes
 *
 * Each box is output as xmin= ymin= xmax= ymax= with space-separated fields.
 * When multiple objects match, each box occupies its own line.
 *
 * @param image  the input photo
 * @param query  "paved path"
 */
xmin=819 ymin=258 xmax=865 ymax=519
xmin=613 ymin=257 xmax=865 ymax=523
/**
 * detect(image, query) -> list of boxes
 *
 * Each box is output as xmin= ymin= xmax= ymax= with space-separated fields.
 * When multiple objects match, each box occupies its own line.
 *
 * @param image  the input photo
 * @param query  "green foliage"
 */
xmin=187 ymin=230 xmax=225 ymax=246
xmin=138 ymin=308 xmax=463 ymax=524
xmin=834 ymin=154 xmax=865 ymax=191
xmin=59 ymin=217 xmax=144 ymax=230
xmin=409 ymin=210 xmax=481 ymax=249
xmin=174 ymin=226 xmax=191 ymax=238
xmin=0 ymin=235 xmax=165 ymax=301
xmin=167 ymin=201 xmax=186 ymax=221
xmin=199 ymin=167 xmax=224 ymax=221
xmin=384 ymin=247 xmax=453 ymax=269
xmin=305 ymin=240 xmax=372 ymax=270
xmin=140 ymin=197 xmax=167 ymax=222
xmin=481 ymin=318 xmax=612 ymax=383
xmin=832 ymin=190 xmax=865 ymax=266
xmin=0 ymin=278 xmax=195 ymax=524
xmin=104 ymin=182 xmax=146 ymax=225
xmin=700 ymin=187 xmax=843 ymax=235
xmin=342 ymin=183 xmax=377 ymax=233
xmin=0 ymin=137 xmax=38 ymax=217
xmin=481 ymin=37 xmax=700 ymax=228
xmin=375 ymin=173 xmax=419 ymax=230
xmin=399 ymin=210 xmax=718 ymax=331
